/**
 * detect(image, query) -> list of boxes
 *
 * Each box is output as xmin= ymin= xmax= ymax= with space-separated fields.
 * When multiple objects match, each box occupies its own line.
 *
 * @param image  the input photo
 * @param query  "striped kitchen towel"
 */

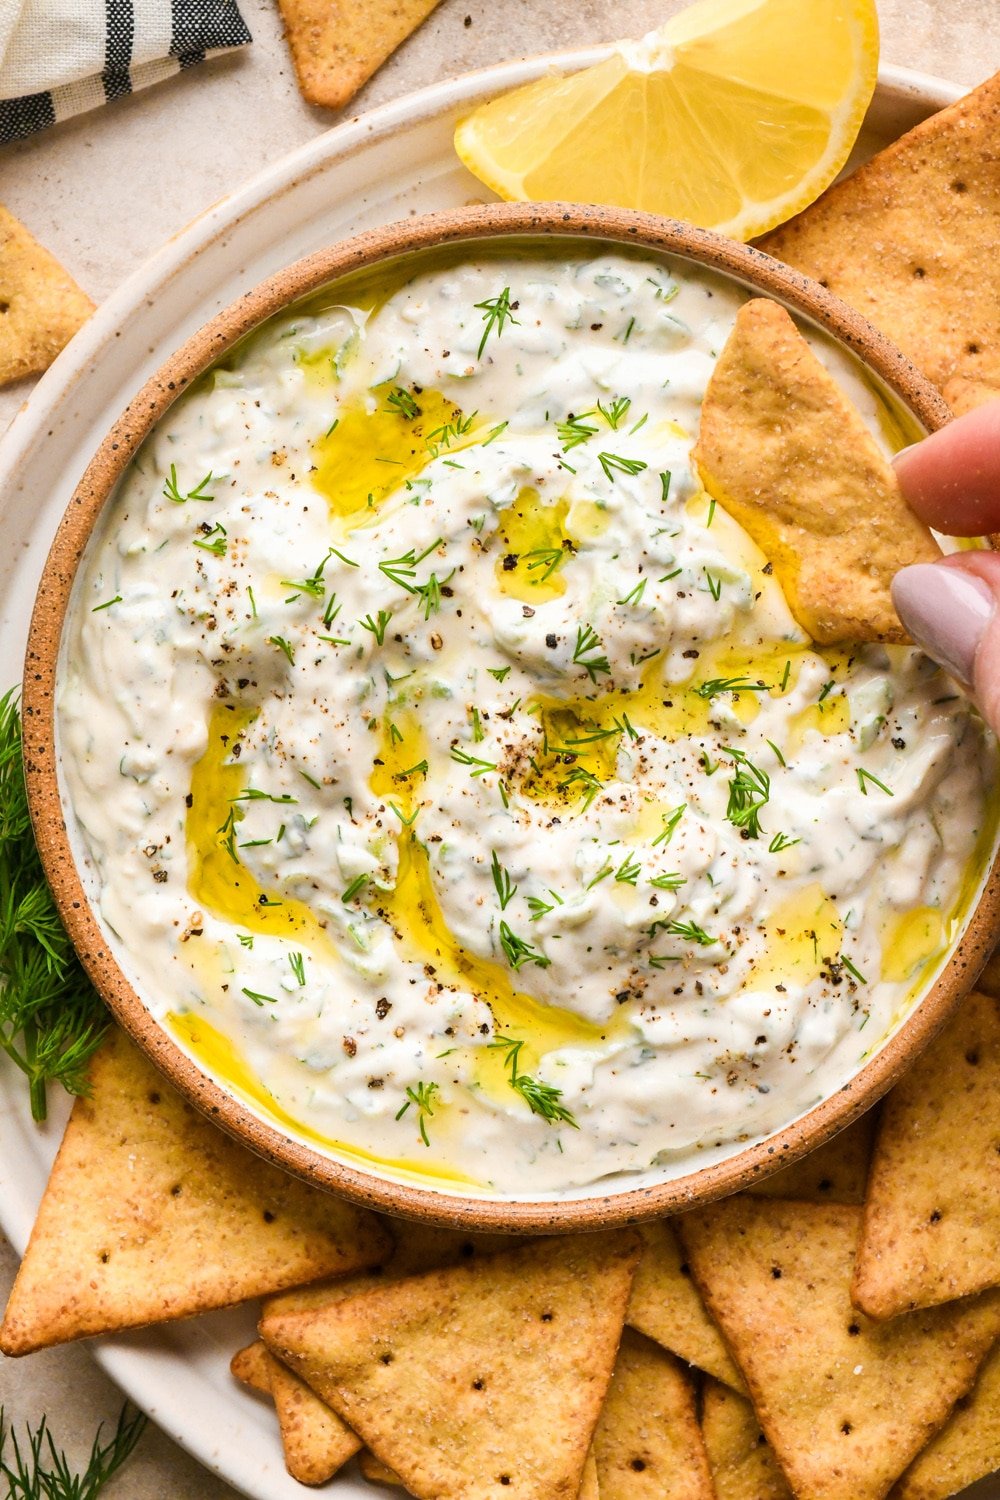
xmin=0 ymin=0 xmax=251 ymax=144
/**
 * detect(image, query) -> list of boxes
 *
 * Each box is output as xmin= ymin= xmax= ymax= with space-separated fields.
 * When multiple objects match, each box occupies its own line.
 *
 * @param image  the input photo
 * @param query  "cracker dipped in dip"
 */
xmin=58 ymin=245 xmax=998 ymax=1193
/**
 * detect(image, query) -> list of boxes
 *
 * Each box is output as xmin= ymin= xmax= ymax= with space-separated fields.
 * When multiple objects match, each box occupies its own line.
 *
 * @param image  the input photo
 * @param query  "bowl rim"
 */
xmin=21 ymin=200 xmax=1000 ymax=1232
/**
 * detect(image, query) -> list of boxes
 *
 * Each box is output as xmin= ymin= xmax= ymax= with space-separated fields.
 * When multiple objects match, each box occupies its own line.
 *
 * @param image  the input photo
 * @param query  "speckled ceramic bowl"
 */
xmin=21 ymin=203 xmax=1000 ymax=1231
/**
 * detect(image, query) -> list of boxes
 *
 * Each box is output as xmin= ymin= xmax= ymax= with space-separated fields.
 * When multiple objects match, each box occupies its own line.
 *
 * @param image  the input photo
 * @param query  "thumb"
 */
xmin=892 ymin=554 xmax=1000 ymax=733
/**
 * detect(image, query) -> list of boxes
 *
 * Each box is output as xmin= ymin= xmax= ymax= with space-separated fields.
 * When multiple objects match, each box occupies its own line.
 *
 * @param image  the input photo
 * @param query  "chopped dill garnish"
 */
xmin=556 ymin=412 xmax=598 ymax=451
xmin=491 ymin=850 xmax=517 ymax=910
xmin=523 ymin=547 xmax=566 ymax=581
xmin=387 ymin=386 xmax=420 ymax=419
xmin=288 ymin=952 xmax=306 ymax=986
xmin=723 ymin=748 xmax=770 ymax=839
xmin=617 ymin=578 xmax=647 ymax=607
xmin=652 ymin=804 xmax=686 ymax=847
xmin=655 ymin=917 xmax=716 ymax=946
xmin=242 ymin=987 xmax=277 ymax=1006
xmin=498 ymin=921 xmax=550 ymax=971
xmin=487 ymin=665 xmax=512 ymax=682
xmin=704 ymin=570 xmax=722 ymax=602
xmin=768 ymin=831 xmax=800 ymax=853
xmin=163 ymin=465 xmax=214 ymax=504
xmin=573 ymin=624 xmax=611 ymax=683
xmin=648 ymin=871 xmax=685 ymax=891
xmin=694 ymin=676 xmax=771 ymax=700
xmin=450 ymin=746 xmax=498 ymax=777
xmin=268 ymin=634 xmax=295 ymax=664
xmin=341 ymin=874 xmax=368 ymax=903
xmin=475 ymin=286 xmax=520 ymax=358
xmin=359 ymin=610 xmax=392 ymax=647
xmin=857 ymin=767 xmax=893 ymax=797
xmin=488 ymin=1034 xmax=578 ymax=1128
xmin=615 ymin=853 xmax=642 ymax=886
xmin=840 ymin=954 xmax=868 ymax=984
xmin=598 ymin=396 xmax=631 ymax=430
xmin=193 ymin=522 xmax=227 ymax=556
xmin=660 ymin=471 xmax=672 ymax=503
xmin=91 ymin=595 xmax=122 ymax=613
xmin=395 ymin=1080 xmax=440 ymax=1147
xmin=598 ymin=451 xmax=647 ymax=483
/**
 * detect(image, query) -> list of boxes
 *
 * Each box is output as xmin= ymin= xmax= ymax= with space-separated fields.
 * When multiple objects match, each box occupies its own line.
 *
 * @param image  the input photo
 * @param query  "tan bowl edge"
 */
xmin=21 ymin=202 xmax=1000 ymax=1233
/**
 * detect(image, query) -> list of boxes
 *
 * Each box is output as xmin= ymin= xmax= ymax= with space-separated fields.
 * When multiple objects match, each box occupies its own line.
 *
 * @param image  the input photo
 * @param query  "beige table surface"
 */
xmin=0 ymin=0 xmax=996 ymax=1494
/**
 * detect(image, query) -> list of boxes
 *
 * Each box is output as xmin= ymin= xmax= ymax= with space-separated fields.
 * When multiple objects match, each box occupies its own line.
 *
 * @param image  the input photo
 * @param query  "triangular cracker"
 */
xmin=359 ymin=1448 xmax=408 ymax=1487
xmin=760 ymin=72 xmax=1000 ymax=416
xmin=261 ymin=1231 xmax=641 ymax=1500
xmin=692 ymin=297 xmax=939 ymax=644
xmin=678 ymin=1197 xmax=1000 ymax=1500
xmin=891 ymin=1342 xmax=1000 ymax=1500
xmin=592 ymin=1329 xmax=714 ymax=1499
xmin=0 ymin=204 xmax=93 ymax=385
xmin=0 ymin=1029 xmax=390 ymax=1354
xmin=748 ymin=1112 xmax=876 ymax=1205
xmin=700 ymin=1377 xmax=792 ymax=1500
xmin=232 ymin=1339 xmax=362 ymax=1485
xmin=579 ymin=1450 xmax=599 ymax=1500
xmin=853 ymin=990 xmax=1000 ymax=1319
xmin=277 ymin=0 xmax=442 ymax=110
xmin=626 ymin=1221 xmax=747 ymax=1393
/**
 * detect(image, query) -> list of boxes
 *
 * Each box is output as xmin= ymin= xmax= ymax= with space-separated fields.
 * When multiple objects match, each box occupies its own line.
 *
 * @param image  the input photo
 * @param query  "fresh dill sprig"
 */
xmin=475 ymin=287 xmax=520 ymax=358
xmin=450 ymin=746 xmax=498 ymax=778
xmin=0 ymin=689 xmax=110 ymax=1121
xmin=491 ymin=851 xmax=517 ymax=910
xmin=488 ymin=1034 xmax=578 ymax=1128
xmin=498 ymin=920 xmax=550 ymax=971
xmin=597 ymin=396 xmax=631 ymax=430
xmin=90 ymin=596 xmax=121 ymax=614
xmin=653 ymin=917 xmax=716 ymax=946
xmin=242 ymin=987 xmax=277 ymax=1006
xmin=768 ymin=831 xmax=800 ymax=854
xmin=527 ymin=890 xmax=563 ymax=922
xmin=288 ymin=952 xmax=306 ymax=987
xmin=0 ymin=1403 xmax=147 ymax=1500
xmin=359 ymin=610 xmax=392 ymax=647
xmin=693 ymin=676 xmax=771 ymax=700
xmin=598 ymin=452 xmax=647 ymax=483
xmin=523 ymin=547 xmax=567 ymax=582
xmin=395 ymin=1080 xmax=440 ymax=1147
xmin=387 ymin=386 xmax=420 ymax=419
xmin=556 ymin=413 xmax=598 ymax=451
xmin=572 ymin=624 xmax=611 ymax=684
xmin=857 ymin=767 xmax=893 ymax=797
xmin=614 ymin=853 xmax=642 ymax=886
xmin=487 ymin=665 xmax=512 ymax=683
xmin=648 ymin=871 xmax=685 ymax=891
xmin=192 ymin=522 xmax=227 ymax=557
xmin=652 ymin=804 xmax=686 ymax=847
xmin=840 ymin=954 xmax=868 ymax=984
xmin=341 ymin=874 xmax=369 ymax=904
xmin=724 ymin=748 xmax=770 ymax=839
xmin=267 ymin=634 xmax=295 ymax=665
xmin=162 ymin=465 xmax=214 ymax=504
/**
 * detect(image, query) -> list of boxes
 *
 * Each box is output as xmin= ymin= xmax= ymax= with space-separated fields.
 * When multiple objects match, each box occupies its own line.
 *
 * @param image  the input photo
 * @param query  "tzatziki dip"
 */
xmin=59 ymin=244 xmax=998 ymax=1194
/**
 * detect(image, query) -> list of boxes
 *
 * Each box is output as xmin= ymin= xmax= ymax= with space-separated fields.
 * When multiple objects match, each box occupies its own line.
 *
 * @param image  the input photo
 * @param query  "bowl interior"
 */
xmin=24 ymin=204 xmax=1000 ymax=1230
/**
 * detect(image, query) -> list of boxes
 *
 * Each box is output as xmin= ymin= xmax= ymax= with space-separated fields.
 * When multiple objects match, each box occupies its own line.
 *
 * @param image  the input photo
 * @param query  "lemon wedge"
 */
xmin=454 ymin=0 xmax=879 ymax=241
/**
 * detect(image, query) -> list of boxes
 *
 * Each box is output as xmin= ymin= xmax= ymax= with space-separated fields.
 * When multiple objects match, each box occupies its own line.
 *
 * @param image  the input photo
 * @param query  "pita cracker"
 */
xmin=0 ymin=205 xmax=93 ymax=385
xmin=626 ymin=1221 xmax=747 ymax=1393
xmin=942 ymin=374 xmax=1000 ymax=418
xmin=692 ymin=298 xmax=939 ymax=645
xmin=0 ymin=1029 xmax=390 ymax=1355
xmin=891 ymin=1342 xmax=1000 ymax=1500
xmin=579 ymin=1450 xmax=600 ymax=1500
xmin=853 ymin=990 xmax=1000 ymax=1319
xmin=261 ymin=1231 xmax=641 ymax=1500
xmin=359 ymin=1449 xmax=408 ymax=1487
xmin=231 ymin=1339 xmax=275 ymax=1396
xmin=678 ymin=1196 xmax=1000 ymax=1500
xmin=760 ymin=72 xmax=1000 ymax=416
xmin=748 ymin=1112 xmax=876 ymax=1205
xmin=277 ymin=0 xmax=442 ymax=110
xmin=700 ymin=1378 xmax=791 ymax=1500
xmin=976 ymin=943 xmax=1000 ymax=1000
xmin=232 ymin=1337 xmax=362 ymax=1484
xmin=592 ymin=1329 xmax=714 ymax=1500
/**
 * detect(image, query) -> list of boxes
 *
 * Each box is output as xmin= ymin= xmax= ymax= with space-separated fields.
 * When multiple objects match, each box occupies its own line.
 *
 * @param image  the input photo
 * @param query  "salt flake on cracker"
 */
xmin=693 ymin=298 xmax=940 ymax=645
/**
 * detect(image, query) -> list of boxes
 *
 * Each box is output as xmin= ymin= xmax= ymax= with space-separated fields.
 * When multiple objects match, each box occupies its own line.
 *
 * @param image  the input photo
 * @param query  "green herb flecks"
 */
xmin=572 ymin=624 xmax=611 ymax=684
xmin=488 ymin=1034 xmax=578 ymax=1128
xmin=450 ymin=746 xmax=498 ymax=778
xmin=491 ymin=851 xmax=517 ymax=911
xmin=475 ymin=287 xmax=520 ymax=358
xmin=652 ymin=804 xmax=686 ymax=847
xmin=359 ymin=610 xmax=392 ymax=647
xmin=556 ymin=413 xmax=598 ymax=451
xmin=694 ymin=676 xmax=771 ymax=701
xmin=395 ymin=1080 xmax=440 ymax=1147
xmin=163 ymin=465 xmax=214 ymax=504
xmin=724 ymin=749 xmax=770 ymax=840
xmin=598 ymin=452 xmax=647 ymax=483
xmin=0 ymin=689 xmax=111 ymax=1121
xmin=387 ymin=386 xmax=420 ymax=419
xmin=597 ymin=396 xmax=631 ymax=430
xmin=857 ymin=767 xmax=893 ymax=797
xmin=498 ymin=921 xmax=550 ymax=972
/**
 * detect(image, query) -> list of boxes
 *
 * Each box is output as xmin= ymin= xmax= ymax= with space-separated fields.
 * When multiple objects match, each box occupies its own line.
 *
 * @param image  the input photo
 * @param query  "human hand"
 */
xmin=891 ymin=401 xmax=1000 ymax=733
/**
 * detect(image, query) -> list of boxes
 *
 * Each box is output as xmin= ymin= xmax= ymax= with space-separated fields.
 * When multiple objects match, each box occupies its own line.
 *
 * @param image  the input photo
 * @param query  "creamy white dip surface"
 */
xmin=59 ymin=246 xmax=998 ymax=1194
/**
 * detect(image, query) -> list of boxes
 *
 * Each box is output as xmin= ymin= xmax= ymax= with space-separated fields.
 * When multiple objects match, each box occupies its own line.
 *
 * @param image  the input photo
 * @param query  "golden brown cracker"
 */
xmin=0 ymin=204 xmax=93 ymax=385
xmin=891 ymin=1342 xmax=1000 ymax=1500
xmin=853 ymin=990 xmax=1000 ymax=1319
xmin=359 ymin=1449 xmax=408 ymax=1487
xmin=579 ymin=1449 xmax=600 ymax=1500
xmin=626 ymin=1221 xmax=746 ymax=1393
xmin=592 ymin=1329 xmax=714 ymax=1500
xmin=700 ymin=1377 xmax=792 ymax=1500
xmin=976 ymin=943 xmax=1000 ymax=1000
xmin=0 ymin=1029 xmax=390 ymax=1355
xmin=678 ymin=1196 xmax=1000 ymax=1500
xmin=232 ymin=1336 xmax=362 ymax=1484
xmin=748 ymin=1112 xmax=876 ymax=1205
xmin=693 ymin=298 xmax=939 ymax=644
xmin=760 ymin=72 xmax=1000 ymax=416
xmin=262 ymin=1231 xmax=641 ymax=1500
xmin=277 ymin=0 xmax=442 ymax=110
xmin=231 ymin=1339 xmax=275 ymax=1395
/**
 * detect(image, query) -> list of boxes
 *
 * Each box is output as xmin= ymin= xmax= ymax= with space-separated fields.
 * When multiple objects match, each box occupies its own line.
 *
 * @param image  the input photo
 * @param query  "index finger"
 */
xmin=893 ymin=399 xmax=1000 ymax=536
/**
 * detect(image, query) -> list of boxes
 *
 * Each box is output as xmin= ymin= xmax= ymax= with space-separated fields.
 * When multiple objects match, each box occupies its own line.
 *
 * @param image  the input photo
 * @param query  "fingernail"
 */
xmin=891 ymin=564 xmax=995 ymax=685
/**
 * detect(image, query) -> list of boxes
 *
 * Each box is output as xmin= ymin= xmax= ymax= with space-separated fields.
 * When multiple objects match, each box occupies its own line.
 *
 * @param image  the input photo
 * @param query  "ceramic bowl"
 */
xmin=22 ymin=202 xmax=1000 ymax=1231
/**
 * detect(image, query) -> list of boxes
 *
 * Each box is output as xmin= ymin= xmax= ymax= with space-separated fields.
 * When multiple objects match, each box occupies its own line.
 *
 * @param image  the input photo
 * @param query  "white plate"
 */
xmin=4 ymin=53 xmax=992 ymax=1500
